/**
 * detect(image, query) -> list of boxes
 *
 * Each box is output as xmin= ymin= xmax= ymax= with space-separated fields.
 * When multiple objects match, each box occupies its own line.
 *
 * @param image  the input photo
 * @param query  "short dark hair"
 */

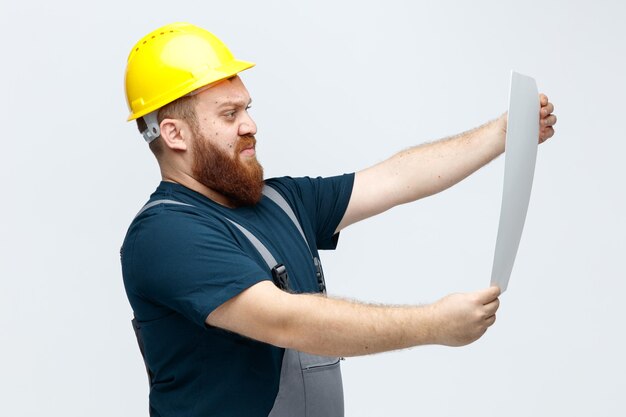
xmin=138 ymin=94 xmax=200 ymax=157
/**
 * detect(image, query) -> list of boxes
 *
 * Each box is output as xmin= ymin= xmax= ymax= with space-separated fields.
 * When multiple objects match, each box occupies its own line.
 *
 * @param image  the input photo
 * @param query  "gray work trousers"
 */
xmin=268 ymin=349 xmax=344 ymax=417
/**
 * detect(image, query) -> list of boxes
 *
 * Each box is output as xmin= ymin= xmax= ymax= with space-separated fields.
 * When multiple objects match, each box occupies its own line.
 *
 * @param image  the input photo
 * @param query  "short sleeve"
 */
xmin=266 ymin=173 xmax=354 ymax=250
xmin=123 ymin=208 xmax=272 ymax=327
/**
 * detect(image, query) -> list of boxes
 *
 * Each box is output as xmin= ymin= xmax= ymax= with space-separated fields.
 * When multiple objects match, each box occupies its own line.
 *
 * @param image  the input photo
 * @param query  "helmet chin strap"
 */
xmin=140 ymin=111 xmax=160 ymax=143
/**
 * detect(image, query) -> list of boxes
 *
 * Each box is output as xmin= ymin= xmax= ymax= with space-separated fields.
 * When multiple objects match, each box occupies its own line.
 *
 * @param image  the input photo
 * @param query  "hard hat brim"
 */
xmin=127 ymin=59 xmax=255 ymax=121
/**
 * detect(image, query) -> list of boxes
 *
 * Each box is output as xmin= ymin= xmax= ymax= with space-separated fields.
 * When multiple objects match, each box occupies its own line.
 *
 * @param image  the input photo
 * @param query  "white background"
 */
xmin=2 ymin=0 xmax=624 ymax=416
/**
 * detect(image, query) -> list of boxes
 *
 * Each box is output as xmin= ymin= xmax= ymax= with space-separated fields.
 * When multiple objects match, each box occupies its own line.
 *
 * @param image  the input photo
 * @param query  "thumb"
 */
xmin=475 ymin=286 xmax=501 ymax=304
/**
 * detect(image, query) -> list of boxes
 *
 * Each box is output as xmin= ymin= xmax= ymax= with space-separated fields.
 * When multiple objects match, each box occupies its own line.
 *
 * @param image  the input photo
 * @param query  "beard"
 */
xmin=191 ymin=133 xmax=264 ymax=207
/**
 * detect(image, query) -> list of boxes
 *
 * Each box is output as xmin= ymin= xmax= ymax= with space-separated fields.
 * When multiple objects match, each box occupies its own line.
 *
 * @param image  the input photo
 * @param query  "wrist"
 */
xmin=478 ymin=115 xmax=506 ymax=156
xmin=494 ymin=113 xmax=508 ymax=153
xmin=420 ymin=303 xmax=442 ymax=345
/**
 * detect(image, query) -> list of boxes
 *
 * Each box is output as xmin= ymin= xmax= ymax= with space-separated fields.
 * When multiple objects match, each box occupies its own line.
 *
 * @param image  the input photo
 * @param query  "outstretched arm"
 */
xmin=207 ymin=281 xmax=501 ymax=357
xmin=336 ymin=95 xmax=557 ymax=232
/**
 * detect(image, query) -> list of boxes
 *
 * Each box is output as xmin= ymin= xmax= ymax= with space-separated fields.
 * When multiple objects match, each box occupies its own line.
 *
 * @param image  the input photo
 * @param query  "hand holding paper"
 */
xmin=490 ymin=72 xmax=557 ymax=293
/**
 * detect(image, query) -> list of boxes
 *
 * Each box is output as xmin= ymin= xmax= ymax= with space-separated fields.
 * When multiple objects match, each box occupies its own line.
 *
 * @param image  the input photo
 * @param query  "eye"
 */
xmin=223 ymin=104 xmax=251 ymax=119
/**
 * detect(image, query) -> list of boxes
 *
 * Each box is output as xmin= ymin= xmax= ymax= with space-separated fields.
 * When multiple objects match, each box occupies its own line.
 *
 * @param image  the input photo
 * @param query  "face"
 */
xmin=190 ymin=77 xmax=264 ymax=207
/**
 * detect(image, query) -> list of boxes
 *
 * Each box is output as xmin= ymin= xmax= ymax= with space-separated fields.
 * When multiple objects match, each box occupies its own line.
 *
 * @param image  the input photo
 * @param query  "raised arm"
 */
xmin=336 ymin=95 xmax=556 ymax=232
xmin=207 ymin=281 xmax=500 ymax=357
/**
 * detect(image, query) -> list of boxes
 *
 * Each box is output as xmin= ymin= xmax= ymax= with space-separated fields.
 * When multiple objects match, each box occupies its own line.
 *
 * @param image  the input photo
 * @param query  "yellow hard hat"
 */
xmin=124 ymin=22 xmax=255 ymax=122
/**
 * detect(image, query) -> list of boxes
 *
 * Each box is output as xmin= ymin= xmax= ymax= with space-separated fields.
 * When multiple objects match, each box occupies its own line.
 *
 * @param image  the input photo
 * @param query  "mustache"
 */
xmin=236 ymin=135 xmax=256 ymax=153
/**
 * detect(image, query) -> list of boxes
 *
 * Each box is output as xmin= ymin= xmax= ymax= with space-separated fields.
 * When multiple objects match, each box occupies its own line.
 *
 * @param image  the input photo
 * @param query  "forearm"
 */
xmin=208 ymin=281 xmax=499 ymax=357
xmin=208 ymin=281 xmax=436 ymax=356
xmin=275 ymin=292 xmax=436 ymax=357
xmin=374 ymin=116 xmax=506 ymax=206
xmin=336 ymin=116 xmax=506 ymax=231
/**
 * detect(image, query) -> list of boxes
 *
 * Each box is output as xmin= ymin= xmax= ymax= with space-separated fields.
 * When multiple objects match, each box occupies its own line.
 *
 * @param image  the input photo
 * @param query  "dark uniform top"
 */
xmin=121 ymin=174 xmax=354 ymax=416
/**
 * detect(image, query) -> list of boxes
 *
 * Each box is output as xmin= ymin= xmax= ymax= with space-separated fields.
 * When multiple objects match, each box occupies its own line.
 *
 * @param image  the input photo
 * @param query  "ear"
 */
xmin=159 ymin=118 xmax=191 ymax=151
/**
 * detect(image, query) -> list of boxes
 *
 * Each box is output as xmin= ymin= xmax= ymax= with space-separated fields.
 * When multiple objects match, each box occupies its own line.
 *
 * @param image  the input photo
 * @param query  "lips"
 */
xmin=240 ymin=147 xmax=256 ymax=157
xmin=237 ymin=136 xmax=256 ymax=156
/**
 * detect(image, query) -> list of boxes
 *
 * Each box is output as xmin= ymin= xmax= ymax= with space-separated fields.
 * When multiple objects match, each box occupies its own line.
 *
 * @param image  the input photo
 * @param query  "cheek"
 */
xmin=216 ymin=129 xmax=239 ymax=150
xmin=203 ymin=121 xmax=240 ymax=151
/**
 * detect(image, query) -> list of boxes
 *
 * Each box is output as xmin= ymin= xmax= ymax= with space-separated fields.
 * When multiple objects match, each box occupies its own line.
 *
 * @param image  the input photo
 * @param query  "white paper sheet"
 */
xmin=490 ymin=71 xmax=540 ymax=292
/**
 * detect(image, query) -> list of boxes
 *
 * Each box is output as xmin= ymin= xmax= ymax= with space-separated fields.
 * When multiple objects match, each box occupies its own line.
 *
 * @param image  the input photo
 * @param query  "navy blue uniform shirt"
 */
xmin=121 ymin=174 xmax=354 ymax=417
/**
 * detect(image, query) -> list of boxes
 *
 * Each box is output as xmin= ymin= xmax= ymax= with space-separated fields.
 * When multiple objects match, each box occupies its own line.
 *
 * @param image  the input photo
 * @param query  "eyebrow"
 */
xmin=216 ymin=98 xmax=252 ymax=109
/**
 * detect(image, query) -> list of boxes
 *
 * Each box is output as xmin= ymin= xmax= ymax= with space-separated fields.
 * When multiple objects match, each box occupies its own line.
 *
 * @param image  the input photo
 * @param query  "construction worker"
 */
xmin=121 ymin=22 xmax=556 ymax=417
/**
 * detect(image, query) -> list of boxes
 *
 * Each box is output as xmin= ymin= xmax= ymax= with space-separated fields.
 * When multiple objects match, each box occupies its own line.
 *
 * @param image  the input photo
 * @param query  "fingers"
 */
xmin=539 ymin=94 xmax=555 ymax=122
xmin=541 ymin=102 xmax=554 ymax=116
xmin=541 ymin=114 xmax=557 ymax=126
xmin=475 ymin=285 xmax=501 ymax=303
xmin=539 ymin=127 xmax=555 ymax=143
xmin=483 ymin=297 xmax=500 ymax=317
xmin=436 ymin=288 xmax=501 ymax=346
xmin=540 ymin=112 xmax=557 ymax=143
xmin=538 ymin=93 xmax=556 ymax=143
xmin=477 ymin=287 xmax=500 ymax=327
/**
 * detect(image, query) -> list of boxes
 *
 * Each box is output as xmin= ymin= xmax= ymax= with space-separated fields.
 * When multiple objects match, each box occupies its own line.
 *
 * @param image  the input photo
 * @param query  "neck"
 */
xmin=160 ymin=169 xmax=235 ymax=208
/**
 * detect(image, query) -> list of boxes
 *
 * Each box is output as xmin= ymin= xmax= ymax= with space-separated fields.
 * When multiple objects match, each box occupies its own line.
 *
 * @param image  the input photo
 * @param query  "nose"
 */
xmin=238 ymin=111 xmax=257 ymax=137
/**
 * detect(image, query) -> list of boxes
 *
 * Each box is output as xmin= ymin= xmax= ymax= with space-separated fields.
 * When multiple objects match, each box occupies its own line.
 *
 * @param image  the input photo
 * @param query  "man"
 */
xmin=121 ymin=23 xmax=556 ymax=417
